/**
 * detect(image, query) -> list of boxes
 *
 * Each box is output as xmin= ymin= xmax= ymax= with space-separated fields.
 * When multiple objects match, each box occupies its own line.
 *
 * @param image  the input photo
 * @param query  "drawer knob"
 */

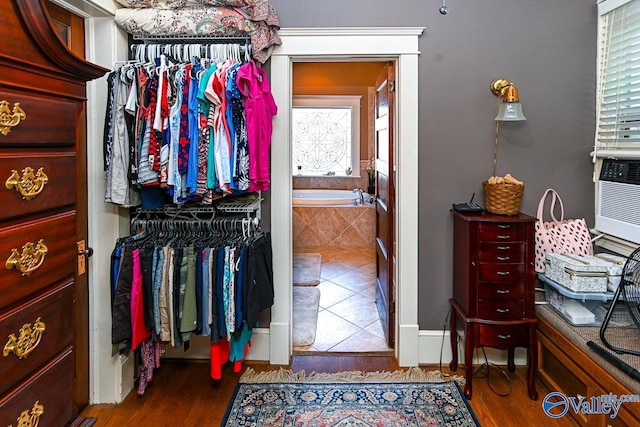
xmin=6 ymin=239 xmax=48 ymax=276
xmin=0 ymin=100 xmax=27 ymax=136
xmin=8 ymin=400 xmax=44 ymax=427
xmin=5 ymin=167 xmax=49 ymax=200
xmin=3 ymin=317 xmax=45 ymax=359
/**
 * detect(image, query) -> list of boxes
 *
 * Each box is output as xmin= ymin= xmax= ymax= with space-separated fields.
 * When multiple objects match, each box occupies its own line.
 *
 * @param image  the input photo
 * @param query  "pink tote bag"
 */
xmin=534 ymin=189 xmax=593 ymax=273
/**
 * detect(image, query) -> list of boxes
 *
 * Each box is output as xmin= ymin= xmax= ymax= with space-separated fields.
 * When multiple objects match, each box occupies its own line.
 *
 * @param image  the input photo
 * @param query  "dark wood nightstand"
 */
xmin=449 ymin=210 xmax=538 ymax=400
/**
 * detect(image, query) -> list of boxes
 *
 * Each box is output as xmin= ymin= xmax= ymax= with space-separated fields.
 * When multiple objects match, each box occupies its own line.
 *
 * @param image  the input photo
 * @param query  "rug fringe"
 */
xmin=239 ymin=367 xmax=465 ymax=385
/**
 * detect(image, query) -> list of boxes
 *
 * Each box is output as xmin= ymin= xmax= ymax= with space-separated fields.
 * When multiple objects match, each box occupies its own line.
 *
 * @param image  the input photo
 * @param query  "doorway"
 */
xmin=268 ymin=28 xmax=423 ymax=366
xmin=290 ymin=61 xmax=390 ymax=353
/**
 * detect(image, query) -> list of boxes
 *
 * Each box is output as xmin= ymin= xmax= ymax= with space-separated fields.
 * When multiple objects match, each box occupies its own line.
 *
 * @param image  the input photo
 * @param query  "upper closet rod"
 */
xmin=132 ymin=34 xmax=251 ymax=44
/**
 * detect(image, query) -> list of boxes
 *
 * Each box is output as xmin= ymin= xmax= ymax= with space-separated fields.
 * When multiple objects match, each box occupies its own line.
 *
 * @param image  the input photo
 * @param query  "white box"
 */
xmin=593 ymin=253 xmax=627 ymax=291
xmin=544 ymin=253 xmax=610 ymax=292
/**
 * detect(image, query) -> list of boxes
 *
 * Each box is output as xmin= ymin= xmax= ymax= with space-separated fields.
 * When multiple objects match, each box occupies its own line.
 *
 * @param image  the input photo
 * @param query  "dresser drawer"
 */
xmin=478 ymin=299 xmax=526 ymax=320
xmin=0 ymin=282 xmax=73 ymax=397
xmin=0 ymin=153 xmax=76 ymax=221
xmin=478 ymin=281 xmax=525 ymax=300
xmin=0 ymin=88 xmax=77 ymax=147
xmin=478 ymin=263 xmax=525 ymax=282
xmin=474 ymin=323 xmax=529 ymax=349
xmin=478 ymin=222 xmax=525 ymax=242
xmin=478 ymin=242 xmax=525 ymax=263
xmin=0 ymin=212 xmax=76 ymax=310
xmin=0 ymin=350 xmax=74 ymax=427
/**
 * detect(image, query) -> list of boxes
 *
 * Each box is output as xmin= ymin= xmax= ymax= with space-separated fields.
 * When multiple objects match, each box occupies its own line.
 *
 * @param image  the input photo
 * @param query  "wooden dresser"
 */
xmin=449 ymin=210 xmax=538 ymax=400
xmin=0 ymin=1 xmax=106 ymax=426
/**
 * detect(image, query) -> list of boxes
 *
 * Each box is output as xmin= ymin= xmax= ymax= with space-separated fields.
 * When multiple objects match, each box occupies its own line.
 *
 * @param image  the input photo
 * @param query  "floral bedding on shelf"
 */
xmin=115 ymin=0 xmax=276 ymax=22
xmin=114 ymin=0 xmax=281 ymax=63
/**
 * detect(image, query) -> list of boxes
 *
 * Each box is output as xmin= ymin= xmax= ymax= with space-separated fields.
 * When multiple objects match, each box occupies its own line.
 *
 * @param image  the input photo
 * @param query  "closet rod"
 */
xmin=135 ymin=206 xmax=217 ymax=215
xmin=132 ymin=34 xmax=251 ymax=44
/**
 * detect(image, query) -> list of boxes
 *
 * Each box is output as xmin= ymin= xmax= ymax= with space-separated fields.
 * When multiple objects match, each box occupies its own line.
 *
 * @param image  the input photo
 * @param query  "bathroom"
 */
xmin=291 ymin=61 xmax=393 ymax=354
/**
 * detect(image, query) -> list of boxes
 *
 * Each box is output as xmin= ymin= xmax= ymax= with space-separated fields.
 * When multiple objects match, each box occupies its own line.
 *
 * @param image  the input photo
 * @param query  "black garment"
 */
xmin=244 ymin=232 xmax=274 ymax=329
xmin=112 ymin=244 xmax=134 ymax=344
xmin=103 ymin=71 xmax=116 ymax=172
xmin=195 ymin=246 xmax=203 ymax=335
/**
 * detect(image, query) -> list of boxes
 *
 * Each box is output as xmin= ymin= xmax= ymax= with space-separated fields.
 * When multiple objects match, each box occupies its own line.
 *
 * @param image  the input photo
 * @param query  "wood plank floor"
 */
xmin=80 ymin=355 xmax=577 ymax=426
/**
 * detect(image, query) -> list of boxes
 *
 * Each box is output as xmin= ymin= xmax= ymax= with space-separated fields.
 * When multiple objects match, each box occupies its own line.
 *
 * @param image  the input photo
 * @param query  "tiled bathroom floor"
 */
xmin=293 ymin=246 xmax=393 ymax=353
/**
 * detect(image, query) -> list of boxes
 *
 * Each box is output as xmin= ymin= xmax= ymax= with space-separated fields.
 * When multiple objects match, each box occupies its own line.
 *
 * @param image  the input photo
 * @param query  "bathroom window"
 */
xmin=292 ymin=95 xmax=361 ymax=177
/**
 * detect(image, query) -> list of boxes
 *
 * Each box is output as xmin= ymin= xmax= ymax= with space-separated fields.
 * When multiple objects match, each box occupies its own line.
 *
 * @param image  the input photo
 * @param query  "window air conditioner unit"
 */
xmin=596 ymin=159 xmax=640 ymax=244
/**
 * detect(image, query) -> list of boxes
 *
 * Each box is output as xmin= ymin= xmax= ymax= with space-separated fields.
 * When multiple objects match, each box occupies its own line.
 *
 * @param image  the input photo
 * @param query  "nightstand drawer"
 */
xmin=478 ymin=299 xmax=526 ymax=320
xmin=478 ymin=222 xmax=525 ymax=242
xmin=478 ymin=281 xmax=525 ymax=300
xmin=478 ymin=263 xmax=525 ymax=282
xmin=0 ymin=282 xmax=73 ymax=397
xmin=475 ymin=323 xmax=529 ymax=349
xmin=478 ymin=242 xmax=525 ymax=263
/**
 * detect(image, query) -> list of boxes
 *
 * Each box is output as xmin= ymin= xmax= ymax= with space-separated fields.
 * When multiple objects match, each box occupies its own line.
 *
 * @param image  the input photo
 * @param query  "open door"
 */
xmin=374 ymin=62 xmax=396 ymax=347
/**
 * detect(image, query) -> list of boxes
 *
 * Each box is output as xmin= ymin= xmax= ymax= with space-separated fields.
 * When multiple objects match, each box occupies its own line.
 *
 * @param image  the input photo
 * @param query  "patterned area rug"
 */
xmin=222 ymin=368 xmax=478 ymax=426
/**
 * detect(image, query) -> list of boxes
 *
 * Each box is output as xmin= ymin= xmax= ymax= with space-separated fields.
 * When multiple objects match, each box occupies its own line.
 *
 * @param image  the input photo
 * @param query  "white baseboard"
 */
xmin=158 ymin=328 xmax=527 ymax=368
xmin=418 ymin=329 xmax=527 ymax=366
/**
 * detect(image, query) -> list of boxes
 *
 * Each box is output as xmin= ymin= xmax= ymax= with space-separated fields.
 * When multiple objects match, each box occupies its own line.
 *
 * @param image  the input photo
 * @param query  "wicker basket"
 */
xmin=483 ymin=181 xmax=524 ymax=215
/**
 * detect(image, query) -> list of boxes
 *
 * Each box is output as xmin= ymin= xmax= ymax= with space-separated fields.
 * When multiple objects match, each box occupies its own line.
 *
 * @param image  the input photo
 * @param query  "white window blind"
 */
xmin=596 ymin=0 xmax=640 ymax=158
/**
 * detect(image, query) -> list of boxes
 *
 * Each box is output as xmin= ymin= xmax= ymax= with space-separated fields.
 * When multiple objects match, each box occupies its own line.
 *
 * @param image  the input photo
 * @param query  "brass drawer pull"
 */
xmin=5 ymin=167 xmax=48 ymax=200
xmin=8 ymin=400 xmax=44 ymax=427
xmin=6 ymin=239 xmax=48 ymax=276
xmin=3 ymin=317 xmax=45 ymax=359
xmin=0 ymin=100 xmax=26 ymax=136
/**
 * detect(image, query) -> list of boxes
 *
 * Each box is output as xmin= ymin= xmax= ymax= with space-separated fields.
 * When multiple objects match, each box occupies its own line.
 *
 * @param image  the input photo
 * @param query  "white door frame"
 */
xmin=269 ymin=27 xmax=423 ymax=366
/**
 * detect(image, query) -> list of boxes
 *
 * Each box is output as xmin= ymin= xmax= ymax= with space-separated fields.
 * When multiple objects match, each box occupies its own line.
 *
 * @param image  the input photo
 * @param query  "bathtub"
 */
xmin=292 ymin=189 xmax=363 ymax=207
xmin=293 ymin=189 xmax=375 ymax=247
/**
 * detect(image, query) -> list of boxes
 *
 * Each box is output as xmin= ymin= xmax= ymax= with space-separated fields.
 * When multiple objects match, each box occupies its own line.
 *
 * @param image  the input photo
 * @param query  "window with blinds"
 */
xmin=596 ymin=0 xmax=640 ymax=158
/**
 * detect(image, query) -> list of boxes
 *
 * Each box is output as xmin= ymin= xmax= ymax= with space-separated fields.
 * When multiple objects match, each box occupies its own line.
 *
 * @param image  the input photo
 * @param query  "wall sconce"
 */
xmin=489 ymin=78 xmax=526 ymax=178
xmin=491 ymin=78 xmax=526 ymax=121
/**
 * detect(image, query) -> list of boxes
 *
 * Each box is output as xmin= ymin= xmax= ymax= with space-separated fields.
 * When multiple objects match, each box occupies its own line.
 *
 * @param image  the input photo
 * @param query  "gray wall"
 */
xmin=271 ymin=0 xmax=598 ymax=329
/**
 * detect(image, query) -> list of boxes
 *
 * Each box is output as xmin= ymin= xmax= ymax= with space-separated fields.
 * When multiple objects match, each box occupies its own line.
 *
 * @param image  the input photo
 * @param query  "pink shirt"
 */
xmin=236 ymin=60 xmax=277 ymax=191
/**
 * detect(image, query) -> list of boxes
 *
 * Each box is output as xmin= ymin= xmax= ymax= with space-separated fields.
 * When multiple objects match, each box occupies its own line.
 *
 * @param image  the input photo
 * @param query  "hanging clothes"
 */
xmin=104 ymin=44 xmax=276 ymax=209
xmin=110 ymin=217 xmax=273 ymax=392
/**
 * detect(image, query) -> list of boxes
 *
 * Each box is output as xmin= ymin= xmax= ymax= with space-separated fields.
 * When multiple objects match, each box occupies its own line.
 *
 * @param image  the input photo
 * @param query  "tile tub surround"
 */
xmin=293 ymin=205 xmax=375 ymax=247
